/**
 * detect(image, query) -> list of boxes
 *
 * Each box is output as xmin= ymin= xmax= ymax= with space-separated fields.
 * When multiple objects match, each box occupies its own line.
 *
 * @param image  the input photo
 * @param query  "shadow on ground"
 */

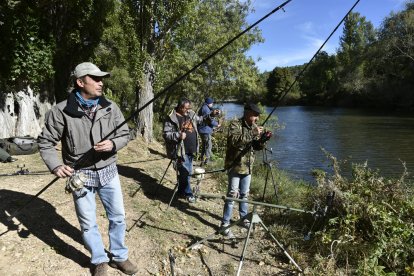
xmin=0 ymin=189 xmax=89 ymax=267
xmin=117 ymin=164 xmax=222 ymax=230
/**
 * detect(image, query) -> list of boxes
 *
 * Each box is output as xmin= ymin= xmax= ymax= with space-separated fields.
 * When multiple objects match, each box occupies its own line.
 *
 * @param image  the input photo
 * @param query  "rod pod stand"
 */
xmin=153 ymin=158 xmax=174 ymax=197
xmin=261 ymin=147 xmax=278 ymax=202
xmin=166 ymin=161 xmax=181 ymax=210
xmin=187 ymin=193 xmax=313 ymax=274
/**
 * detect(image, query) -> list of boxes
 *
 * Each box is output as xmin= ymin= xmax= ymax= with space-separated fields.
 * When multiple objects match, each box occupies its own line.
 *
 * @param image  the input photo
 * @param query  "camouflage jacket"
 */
xmin=224 ymin=118 xmax=258 ymax=174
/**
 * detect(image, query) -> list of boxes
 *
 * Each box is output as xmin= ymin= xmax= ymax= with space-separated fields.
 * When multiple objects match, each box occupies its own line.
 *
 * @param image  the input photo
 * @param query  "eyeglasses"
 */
xmin=179 ymin=106 xmax=191 ymax=111
xmin=87 ymin=75 xmax=103 ymax=82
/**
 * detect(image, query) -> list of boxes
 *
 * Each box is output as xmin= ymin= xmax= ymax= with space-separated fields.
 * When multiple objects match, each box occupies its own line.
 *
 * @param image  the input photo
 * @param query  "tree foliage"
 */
xmin=0 ymin=0 xmax=114 ymax=101
xmin=0 ymin=0 xmax=263 ymax=140
xmin=299 ymin=51 xmax=337 ymax=105
xmin=266 ymin=67 xmax=295 ymax=104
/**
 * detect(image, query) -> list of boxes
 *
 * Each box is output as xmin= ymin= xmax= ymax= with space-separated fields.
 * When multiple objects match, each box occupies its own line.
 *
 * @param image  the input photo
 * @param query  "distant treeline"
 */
xmin=259 ymin=3 xmax=414 ymax=111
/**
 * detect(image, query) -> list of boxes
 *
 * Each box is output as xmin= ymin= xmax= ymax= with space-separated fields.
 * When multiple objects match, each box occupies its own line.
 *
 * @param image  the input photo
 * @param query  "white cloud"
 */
xmin=296 ymin=21 xmax=316 ymax=34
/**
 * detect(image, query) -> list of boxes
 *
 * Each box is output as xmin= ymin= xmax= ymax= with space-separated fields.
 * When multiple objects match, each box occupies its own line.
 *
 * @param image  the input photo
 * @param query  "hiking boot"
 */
xmin=109 ymin=259 xmax=138 ymax=275
xmin=186 ymin=196 xmax=196 ymax=203
xmin=93 ymin=262 xmax=108 ymax=276
xmin=220 ymin=223 xmax=235 ymax=239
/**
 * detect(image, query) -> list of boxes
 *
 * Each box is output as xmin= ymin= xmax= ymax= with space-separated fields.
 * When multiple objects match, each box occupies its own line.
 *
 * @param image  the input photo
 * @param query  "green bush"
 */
xmin=306 ymin=151 xmax=414 ymax=275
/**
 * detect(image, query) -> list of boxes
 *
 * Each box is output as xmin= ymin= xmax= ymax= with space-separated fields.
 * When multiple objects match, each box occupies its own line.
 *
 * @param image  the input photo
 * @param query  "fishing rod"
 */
xmin=0 ymin=165 xmax=50 ymax=177
xmin=262 ymin=0 xmax=361 ymax=126
xmin=6 ymin=0 xmax=293 ymax=221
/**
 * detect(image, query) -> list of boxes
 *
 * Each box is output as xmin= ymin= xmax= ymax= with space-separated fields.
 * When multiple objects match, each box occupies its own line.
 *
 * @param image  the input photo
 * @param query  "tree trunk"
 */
xmin=0 ymin=86 xmax=53 ymax=138
xmin=136 ymin=60 xmax=155 ymax=142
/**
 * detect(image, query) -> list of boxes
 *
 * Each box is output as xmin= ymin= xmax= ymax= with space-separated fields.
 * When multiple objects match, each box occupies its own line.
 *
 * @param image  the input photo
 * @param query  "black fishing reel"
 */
xmin=252 ymin=130 xmax=273 ymax=151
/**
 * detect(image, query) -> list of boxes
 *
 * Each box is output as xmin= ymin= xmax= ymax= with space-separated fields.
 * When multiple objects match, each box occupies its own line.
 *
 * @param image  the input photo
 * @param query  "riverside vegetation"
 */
xmin=208 ymin=120 xmax=414 ymax=275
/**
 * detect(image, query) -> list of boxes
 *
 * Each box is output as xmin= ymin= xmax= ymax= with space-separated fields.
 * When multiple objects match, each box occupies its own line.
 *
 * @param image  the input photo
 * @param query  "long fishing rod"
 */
xmin=0 ymin=170 xmax=50 ymax=177
xmin=262 ymin=0 xmax=361 ymax=126
xmin=6 ymin=0 xmax=293 ymax=221
xmin=0 ymin=165 xmax=49 ymax=177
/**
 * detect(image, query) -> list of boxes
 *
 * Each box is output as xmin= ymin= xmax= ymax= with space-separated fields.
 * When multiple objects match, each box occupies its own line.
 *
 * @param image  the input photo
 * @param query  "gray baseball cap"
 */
xmin=73 ymin=62 xmax=110 ymax=78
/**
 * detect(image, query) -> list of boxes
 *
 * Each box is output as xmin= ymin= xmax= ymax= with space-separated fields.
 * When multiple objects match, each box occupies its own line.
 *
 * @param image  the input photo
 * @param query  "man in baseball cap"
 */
xmin=39 ymin=62 xmax=138 ymax=276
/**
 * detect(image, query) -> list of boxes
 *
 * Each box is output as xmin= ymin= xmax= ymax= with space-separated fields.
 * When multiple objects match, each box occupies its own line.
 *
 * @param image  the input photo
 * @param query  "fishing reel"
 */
xmin=193 ymin=167 xmax=205 ymax=180
xmin=210 ymin=108 xmax=221 ymax=117
xmin=252 ymin=130 xmax=273 ymax=151
xmin=65 ymin=171 xmax=88 ymax=194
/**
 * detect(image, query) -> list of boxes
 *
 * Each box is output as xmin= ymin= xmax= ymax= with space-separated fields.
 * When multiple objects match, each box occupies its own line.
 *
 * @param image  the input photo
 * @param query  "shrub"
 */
xmin=306 ymin=151 xmax=414 ymax=275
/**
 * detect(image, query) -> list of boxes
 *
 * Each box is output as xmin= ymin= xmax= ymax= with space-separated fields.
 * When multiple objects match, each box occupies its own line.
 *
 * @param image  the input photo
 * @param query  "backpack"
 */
xmin=0 ymin=136 xmax=39 ymax=155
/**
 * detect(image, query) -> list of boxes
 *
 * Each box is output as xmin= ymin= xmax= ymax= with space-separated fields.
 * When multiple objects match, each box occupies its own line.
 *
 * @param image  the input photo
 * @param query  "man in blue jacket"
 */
xmin=197 ymin=97 xmax=220 ymax=166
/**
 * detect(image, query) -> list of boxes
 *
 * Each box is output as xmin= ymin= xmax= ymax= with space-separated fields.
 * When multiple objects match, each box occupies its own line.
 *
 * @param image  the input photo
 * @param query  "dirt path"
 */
xmin=0 ymin=138 xmax=294 ymax=275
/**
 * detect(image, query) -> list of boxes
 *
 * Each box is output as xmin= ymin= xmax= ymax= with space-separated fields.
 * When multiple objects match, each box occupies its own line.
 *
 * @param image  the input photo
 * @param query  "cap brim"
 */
xmin=88 ymin=71 xmax=110 ymax=77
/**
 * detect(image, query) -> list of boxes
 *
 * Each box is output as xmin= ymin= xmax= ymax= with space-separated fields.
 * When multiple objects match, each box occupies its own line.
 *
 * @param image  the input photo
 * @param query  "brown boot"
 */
xmin=108 ymin=259 xmax=138 ymax=275
xmin=92 ymin=262 xmax=108 ymax=276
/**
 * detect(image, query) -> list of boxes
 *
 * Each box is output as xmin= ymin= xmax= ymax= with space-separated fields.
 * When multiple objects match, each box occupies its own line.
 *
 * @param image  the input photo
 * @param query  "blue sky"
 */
xmin=246 ymin=0 xmax=407 ymax=72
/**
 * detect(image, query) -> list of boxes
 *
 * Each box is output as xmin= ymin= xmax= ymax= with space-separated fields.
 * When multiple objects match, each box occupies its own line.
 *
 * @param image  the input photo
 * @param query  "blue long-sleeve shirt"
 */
xmin=197 ymin=103 xmax=218 ymax=134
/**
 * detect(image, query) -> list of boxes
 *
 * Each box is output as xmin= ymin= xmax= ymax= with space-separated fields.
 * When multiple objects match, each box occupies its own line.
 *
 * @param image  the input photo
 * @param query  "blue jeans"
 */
xmin=177 ymin=153 xmax=194 ymax=196
xmin=222 ymin=170 xmax=251 ymax=225
xmin=200 ymin=133 xmax=212 ymax=162
xmin=72 ymin=173 xmax=128 ymax=265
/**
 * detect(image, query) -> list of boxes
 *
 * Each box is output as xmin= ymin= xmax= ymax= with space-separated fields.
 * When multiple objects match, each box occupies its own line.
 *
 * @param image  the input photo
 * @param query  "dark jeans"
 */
xmin=200 ymin=133 xmax=212 ymax=162
xmin=177 ymin=153 xmax=194 ymax=196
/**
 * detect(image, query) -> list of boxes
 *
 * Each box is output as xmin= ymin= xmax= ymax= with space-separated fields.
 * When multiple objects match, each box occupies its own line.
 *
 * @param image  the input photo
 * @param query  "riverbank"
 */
xmin=0 ymin=137 xmax=294 ymax=275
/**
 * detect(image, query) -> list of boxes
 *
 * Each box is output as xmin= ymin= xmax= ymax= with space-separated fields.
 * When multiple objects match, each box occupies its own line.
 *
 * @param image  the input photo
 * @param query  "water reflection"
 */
xmin=221 ymin=103 xmax=414 ymax=182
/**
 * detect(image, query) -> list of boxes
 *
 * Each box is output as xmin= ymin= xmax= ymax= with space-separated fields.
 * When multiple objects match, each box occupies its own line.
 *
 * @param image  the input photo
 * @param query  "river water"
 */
xmin=221 ymin=103 xmax=414 ymax=182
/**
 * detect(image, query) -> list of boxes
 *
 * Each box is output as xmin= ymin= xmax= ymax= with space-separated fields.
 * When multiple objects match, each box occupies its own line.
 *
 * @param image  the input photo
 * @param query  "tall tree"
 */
xmin=0 ymin=0 xmax=113 ymax=100
xmin=336 ymin=12 xmax=376 ymax=100
xmin=299 ymin=51 xmax=337 ymax=105
xmin=120 ymin=0 xmax=196 ymax=142
xmin=365 ymin=2 xmax=414 ymax=109
xmin=122 ymin=0 xmax=262 ymax=141
xmin=266 ymin=67 xmax=297 ymax=105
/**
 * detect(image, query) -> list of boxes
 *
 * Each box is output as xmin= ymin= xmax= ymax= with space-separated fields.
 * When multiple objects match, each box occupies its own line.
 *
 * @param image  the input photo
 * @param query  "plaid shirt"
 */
xmin=77 ymin=163 xmax=117 ymax=187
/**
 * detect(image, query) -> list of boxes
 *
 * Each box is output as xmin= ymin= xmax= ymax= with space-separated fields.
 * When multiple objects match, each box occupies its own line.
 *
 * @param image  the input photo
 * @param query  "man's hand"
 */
xmin=211 ymin=109 xmax=220 ymax=116
xmin=53 ymin=165 xmax=74 ymax=178
xmin=94 ymin=140 xmax=114 ymax=152
xmin=252 ymin=126 xmax=264 ymax=137
xmin=179 ymin=132 xmax=187 ymax=140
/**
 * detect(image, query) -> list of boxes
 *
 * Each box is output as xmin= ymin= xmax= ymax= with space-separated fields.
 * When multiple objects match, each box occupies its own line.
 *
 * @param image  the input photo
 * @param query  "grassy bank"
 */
xmin=206 ymin=149 xmax=414 ymax=275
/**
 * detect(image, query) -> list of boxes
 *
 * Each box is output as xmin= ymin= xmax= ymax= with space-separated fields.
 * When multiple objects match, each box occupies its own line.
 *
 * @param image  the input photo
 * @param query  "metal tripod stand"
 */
xmin=187 ymin=194 xmax=306 ymax=275
xmin=261 ymin=147 xmax=278 ymax=202
xmin=150 ymin=156 xmax=181 ymax=208
xmin=167 ymin=160 xmax=181 ymax=209
xmin=153 ymin=158 xmax=174 ymax=197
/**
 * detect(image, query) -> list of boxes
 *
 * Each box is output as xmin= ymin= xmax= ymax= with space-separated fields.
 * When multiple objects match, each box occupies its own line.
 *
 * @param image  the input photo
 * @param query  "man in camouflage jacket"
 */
xmin=220 ymin=103 xmax=263 ymax=237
